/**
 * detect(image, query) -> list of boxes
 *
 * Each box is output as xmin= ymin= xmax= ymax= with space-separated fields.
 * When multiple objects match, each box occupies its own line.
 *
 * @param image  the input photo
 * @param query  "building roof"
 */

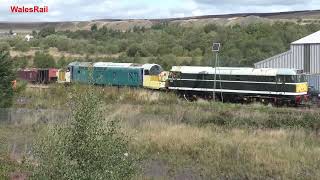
xmin=171 ymin=66 xmax=299 ymax=76
xmin=291 ymin=30 xmax=320 ymax=44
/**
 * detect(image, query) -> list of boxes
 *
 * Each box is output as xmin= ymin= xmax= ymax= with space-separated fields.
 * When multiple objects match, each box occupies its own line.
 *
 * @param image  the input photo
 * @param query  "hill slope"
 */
xmin=1 ymin=10 xmax=320 ymax=33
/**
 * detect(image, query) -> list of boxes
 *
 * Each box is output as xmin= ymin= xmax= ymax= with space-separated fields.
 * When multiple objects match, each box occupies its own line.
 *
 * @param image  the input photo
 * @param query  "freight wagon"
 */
xmin=17 ymin=69 xmax=38 ymax=83
xmin=17 ymin=68 xmax=58 ymax=84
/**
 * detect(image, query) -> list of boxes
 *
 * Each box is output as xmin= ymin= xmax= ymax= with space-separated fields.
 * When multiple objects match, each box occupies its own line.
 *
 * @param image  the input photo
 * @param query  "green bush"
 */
xmin=0 ymin=42 xmax=10 ymax=52
xmin=56 ymin=56 xmax=67 ymax=68
xmin=126 ymin=43 xmax=148 ymax=57
xmin=38 ymin=27 xmax=55 ymax=38
xmin=12 ymin=56 xmax=29 ymax=68
xmin=33 ymin=52 xmax=56 ymax=68
xmin=15 ymin=41 xmax=30 ymax=52
xmin=31 ymin=86 xmax=137 ymax=179
xmin=0 ymin=51 xmax=15 ymax=108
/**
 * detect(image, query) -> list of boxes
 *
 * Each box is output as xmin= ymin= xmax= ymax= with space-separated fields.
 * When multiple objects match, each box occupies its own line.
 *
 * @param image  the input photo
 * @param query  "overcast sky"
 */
xmin=1 ymin=0 xmax=320 ymax=22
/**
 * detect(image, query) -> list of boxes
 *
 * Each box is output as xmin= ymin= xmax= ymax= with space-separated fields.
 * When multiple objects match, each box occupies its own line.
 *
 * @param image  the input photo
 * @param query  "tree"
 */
xmin=172 ymin=46 xmax=184 ymax=57
xmin=133 ymin=52 xmax=142 ymax=63
xmin=32 ymin=30 xmax=38 ymax=37
xmin=15 ymin=41 xmax=30 ymax=52
xmin=13 ymin=56 xmax=29 ymax=68
xmin=204 ymin=24 xmax=218 ymax=33
xmin=126 ymin=43 xmax=141 ymax=57
xmin=38 ymin=27 xmax=56 ymax=38
xmin=0 ymin=50 xmax=15 ymax=108
xmin=91 ymin=24 xmax=98 ymax=32
xmin=0 ymin=42 xmax=10 ymax=52
xmin=57 ymin=56 xmax=67 ymax=68
xmin=32 ymin=86 xmax=137 ymax=179
xmin=33 ymin=52 xmax=56 ymax=68
xmin=158 ymin=54 xmax=176 ymax=70
xmin=191 ymin=48 xmax=203 ymax=57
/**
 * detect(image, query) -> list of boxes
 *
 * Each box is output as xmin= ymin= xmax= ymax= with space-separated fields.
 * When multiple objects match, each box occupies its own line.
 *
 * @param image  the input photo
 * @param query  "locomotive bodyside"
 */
xmin=93 ymin=67 xmax=143 ymax=87
xmin=167 ymin=66 xmax=308 ymax=105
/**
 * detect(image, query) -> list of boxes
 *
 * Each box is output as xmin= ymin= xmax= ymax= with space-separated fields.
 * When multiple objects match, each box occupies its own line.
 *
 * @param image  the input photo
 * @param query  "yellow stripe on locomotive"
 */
xmin=143 ymin=75 xmax=161 ymax=89
xmin=296 ymin=82 xmax=308 ymax=93
xmin=143 ymin=71 xmax=169 ymax=90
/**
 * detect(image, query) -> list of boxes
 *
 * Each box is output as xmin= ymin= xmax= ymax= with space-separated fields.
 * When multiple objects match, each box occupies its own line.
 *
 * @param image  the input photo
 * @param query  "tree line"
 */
xmin=3 ymin=22 xmax=320 ymax=70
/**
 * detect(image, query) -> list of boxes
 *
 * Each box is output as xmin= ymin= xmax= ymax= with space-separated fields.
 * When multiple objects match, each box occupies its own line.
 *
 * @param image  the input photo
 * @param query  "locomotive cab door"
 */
xmin=276 ymin=75 xmax=286 ymax=94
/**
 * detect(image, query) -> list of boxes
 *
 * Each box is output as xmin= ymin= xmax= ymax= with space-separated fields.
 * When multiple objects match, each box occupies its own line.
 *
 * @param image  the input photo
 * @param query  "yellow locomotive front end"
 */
xmin=296 ymin=82 xmax=308 ymax=93
xmin=56 ymin=69 xmax=71 ymax=84
xmin=142 ymin=64 xmax=168 ymax=90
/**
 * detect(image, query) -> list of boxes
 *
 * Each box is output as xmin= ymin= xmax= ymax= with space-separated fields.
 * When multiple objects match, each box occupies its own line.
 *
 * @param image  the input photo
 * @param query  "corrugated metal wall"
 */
xmin=254 ymin=43 xmax=320 ymax=90
xmin=291 ymin=44 xmax=304 ymax=70
xmin=307 ymin=74 xmax=320 ymax=91
xmin=310 ymin=44 xmax=320 ymax=74
xmin=254 ymin=50 xmax=293 ymax=68
xmin=255 ymin=44 xmax=320 ymax=74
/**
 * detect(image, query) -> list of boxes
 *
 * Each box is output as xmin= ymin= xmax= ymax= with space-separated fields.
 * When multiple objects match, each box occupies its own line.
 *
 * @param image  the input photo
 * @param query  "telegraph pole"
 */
xmin=212 ymin=43 xmax=220 ymax=102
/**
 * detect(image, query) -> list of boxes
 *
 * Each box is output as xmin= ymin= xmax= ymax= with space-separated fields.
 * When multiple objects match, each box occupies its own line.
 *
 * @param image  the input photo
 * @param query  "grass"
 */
xmin=2 ymin=84 xmax=320 ymax=179
xmin=127 ymin=121 xmax=320 ymax=179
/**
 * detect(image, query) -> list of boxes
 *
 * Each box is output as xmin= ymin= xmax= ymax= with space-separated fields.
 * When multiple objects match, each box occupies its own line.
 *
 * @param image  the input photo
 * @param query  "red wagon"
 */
xmin=17 ymin=69 xmax=38 ymax=83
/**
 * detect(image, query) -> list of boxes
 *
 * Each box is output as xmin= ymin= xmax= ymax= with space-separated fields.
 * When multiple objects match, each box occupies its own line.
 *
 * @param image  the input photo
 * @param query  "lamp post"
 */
xmin=212 ymin=43 xmax=220 ymax=102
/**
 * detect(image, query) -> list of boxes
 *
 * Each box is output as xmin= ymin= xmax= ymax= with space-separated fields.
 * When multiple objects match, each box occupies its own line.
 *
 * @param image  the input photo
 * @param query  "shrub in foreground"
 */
xmin=31 ymin=86 xmax=137 ymax=179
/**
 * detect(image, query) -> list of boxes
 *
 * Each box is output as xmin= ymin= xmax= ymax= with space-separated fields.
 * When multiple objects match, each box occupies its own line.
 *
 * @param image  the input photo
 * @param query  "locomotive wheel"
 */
xmin=183 ymin=94 xmax=197 ymax=102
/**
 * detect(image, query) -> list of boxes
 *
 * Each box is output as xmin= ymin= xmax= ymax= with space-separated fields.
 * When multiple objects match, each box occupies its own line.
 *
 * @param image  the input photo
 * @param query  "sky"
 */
xmin=1 ymin=0 xmax=320 ymax=22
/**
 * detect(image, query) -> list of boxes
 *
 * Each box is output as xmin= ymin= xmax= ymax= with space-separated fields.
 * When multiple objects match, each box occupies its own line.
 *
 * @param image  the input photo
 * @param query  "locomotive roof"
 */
xmin=142 ymin=64 xmax=162 ymax=71
xmin=171 ymin=66 xmax=299 ymax=76
xmin=94 ymin=62 xmax=133 ymax=67
xmin=70 ymin=62 xmax=163 ymax=71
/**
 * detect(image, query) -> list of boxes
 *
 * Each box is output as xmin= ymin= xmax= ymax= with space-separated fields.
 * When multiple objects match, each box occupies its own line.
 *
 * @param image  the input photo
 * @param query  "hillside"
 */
xmin=1 ymin=10 xmax=320 ymax=33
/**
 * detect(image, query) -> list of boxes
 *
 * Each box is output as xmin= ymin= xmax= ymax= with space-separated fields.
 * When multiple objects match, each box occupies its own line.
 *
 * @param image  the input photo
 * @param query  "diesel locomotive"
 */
xmin=168 ymin=66 xmax=308 ymax=105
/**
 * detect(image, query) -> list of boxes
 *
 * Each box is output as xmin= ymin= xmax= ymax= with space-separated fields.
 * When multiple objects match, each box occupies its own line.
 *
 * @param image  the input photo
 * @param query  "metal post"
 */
xmin=212 ymin=42 xmax=220 ymax=102
xmin=213 ymin=52 xmax=218 ymax=101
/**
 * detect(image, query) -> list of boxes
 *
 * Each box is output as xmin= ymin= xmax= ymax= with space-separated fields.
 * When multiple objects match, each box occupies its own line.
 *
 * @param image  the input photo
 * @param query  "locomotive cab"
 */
xmin=142 ymin=64 xmax=167 ymax=89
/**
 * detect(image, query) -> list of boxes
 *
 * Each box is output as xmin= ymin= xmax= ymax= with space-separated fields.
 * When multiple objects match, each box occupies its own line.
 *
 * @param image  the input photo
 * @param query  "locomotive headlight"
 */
xmin=296 ymin=83 xmax=308 ymax=93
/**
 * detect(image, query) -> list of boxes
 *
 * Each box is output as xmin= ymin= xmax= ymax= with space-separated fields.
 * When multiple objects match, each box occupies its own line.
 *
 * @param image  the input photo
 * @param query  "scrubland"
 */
xmin=1 ymin=85 xmax=320 ymax=179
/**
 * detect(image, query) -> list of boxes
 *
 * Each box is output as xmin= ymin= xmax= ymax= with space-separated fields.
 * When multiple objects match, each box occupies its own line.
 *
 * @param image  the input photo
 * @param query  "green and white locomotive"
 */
xmin=167 ymin=66 xmax=309 ymax=106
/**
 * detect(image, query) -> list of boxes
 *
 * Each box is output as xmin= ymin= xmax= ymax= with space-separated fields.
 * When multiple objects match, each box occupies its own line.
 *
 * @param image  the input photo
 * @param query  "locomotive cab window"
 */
xmin=144 ymin=70 xmax=150 ymax=75
xmin=235 ymin=75 xmax=241 ymax=81
xmin=169 ymin=72 xmax=181 ymax=79
xmin=296 ymin=75 xmax=307 ymax=83
xmin=277 ymin=76 xmax=286 ymax=83
xmin=277 ymin=75 xmax=296 ymax=83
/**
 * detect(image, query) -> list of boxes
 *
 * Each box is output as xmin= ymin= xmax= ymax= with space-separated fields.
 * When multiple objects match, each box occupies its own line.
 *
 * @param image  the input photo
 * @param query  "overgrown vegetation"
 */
xmin=31 ymin=86 xmax=137 ymax=179
xmin=0 ymin=47 xmax=15 ymax=108
xmin=2 ymin=20 xmax=320 ymax=179
xmin=6 ymin=22 xmax=320 ymax=69
xmin=33 ymin=51 xmax=56 ymax=68
xmin=1 ymin=85 xmax=320 ymax=179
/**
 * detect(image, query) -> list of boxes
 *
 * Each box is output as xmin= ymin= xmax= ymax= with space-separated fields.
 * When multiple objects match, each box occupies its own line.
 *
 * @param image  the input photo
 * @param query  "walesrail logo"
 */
xmin=10 ymin=5 xmax=49 ymax=13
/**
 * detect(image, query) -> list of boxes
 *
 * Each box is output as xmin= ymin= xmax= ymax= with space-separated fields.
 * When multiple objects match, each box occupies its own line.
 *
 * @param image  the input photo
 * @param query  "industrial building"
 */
xmin=254 ymin=30 xmax=320 ymax=90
